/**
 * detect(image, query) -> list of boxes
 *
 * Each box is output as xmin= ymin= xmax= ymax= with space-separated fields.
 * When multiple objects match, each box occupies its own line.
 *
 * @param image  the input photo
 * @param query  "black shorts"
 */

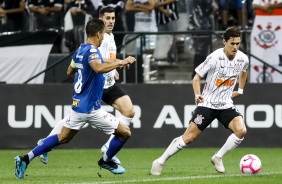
xmin=190 ymin=106 xmax=242 ymax=131
xmin=102 ymin=83 xmax=128 ymax=105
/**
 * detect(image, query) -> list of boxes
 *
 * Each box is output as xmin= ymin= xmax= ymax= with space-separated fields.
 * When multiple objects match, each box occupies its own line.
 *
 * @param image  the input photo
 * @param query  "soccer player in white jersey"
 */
xmin=151 ymin=26 xmax=249 ymax=175
xmin=97 ymin=6 xmax=136 ymax=165
xmin=14 ymin=18 xmax=136 ymax=179
xmin=37 ymin=6 xmax=136 ymax=165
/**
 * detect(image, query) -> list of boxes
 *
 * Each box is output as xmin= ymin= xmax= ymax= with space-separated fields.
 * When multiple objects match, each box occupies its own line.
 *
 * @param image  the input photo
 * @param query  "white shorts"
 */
xmin=63 ymin=108 xmax=119 ymax=135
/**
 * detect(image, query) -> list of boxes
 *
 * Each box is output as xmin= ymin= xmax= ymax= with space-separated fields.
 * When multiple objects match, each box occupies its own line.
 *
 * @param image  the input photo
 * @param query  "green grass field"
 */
xmin=1 ymin=148 xmax=281 ymax=184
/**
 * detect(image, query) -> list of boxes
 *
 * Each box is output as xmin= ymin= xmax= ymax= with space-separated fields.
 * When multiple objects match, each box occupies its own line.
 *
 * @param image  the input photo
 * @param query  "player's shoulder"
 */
xmin=210 ymin=48 xmax=224 ymax=57
xmin=207 ymin=48 xmax=224 ymax=62
xmin=236 ymin=50 xmax=249 ymax=62
xmin=89 ymin=45 xmax=99 ymax=53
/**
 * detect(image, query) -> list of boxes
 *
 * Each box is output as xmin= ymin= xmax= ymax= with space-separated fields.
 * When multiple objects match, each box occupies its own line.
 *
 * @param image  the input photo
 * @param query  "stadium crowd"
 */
xmin=0 ymin=0 xmax=255 ymax=52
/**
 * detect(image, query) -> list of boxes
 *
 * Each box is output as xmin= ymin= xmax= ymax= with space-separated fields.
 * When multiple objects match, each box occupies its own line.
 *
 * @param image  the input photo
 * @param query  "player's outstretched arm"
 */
xmin=90 ymin=57 xmax=136 ymax=73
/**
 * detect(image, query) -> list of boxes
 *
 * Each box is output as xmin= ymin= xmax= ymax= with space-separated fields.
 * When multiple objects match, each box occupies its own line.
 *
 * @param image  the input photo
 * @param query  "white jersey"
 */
xmin=133 ymin=0 xmax=157 ymax=32
xmin=252 ymin=0 xmax=282 ymax=6
xmin=195 ymin=48 xmax=249 ymax=109
xmin=99 ymin=33 xmax=117 ymax=89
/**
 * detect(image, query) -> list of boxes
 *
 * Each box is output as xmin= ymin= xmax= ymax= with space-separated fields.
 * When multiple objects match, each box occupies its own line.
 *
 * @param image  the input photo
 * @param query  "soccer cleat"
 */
xmin=101 ymin=144 xmax=121 ymax=165
xmin=98 ymin=158 xmax=125 ymax=174
xmin=211 ymin=155 xmax=225 ymax=173
xmin=151 ymin=159 xmax=164 ymax=175
xmin=14 ymin=156 xmax=27 ymax=179
xmin=37 ymin=139 xmax=48 ymax=164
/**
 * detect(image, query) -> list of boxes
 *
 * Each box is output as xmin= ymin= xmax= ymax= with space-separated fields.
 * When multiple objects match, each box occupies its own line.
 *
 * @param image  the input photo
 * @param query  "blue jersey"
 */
xmin=71 ymin=43 xmax=105 ymax=113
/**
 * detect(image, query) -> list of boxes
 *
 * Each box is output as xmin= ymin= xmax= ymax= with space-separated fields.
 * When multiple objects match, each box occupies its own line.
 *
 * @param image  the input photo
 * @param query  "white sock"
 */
xmin=158 ymin=136 xmax=186 ymax=164
xmin=118 ymin=114 xmax=132 ymax=126
xmin=216 ymin=133 xmax=244 ymax=158
xmin=27 ymin=152 xmax=35 ymax=162
xmin=104 ymin=134 xmax=115 ymax=148
xmin=48 ymin=117 xmax=66 ymax=136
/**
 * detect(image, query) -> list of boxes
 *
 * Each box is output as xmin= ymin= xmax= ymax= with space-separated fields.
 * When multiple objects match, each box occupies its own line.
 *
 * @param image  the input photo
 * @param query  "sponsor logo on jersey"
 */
xmin=204 ymin=56 xmax=212 ymax=65
xmin=90 ymin=48 xmax=97 ymax=52
xmin=76 ymin=55 xmax=83 ymax=61
xmin=215 ymin=78 xmax=235 ymax=86
xmin=90 ymin=54 xmax=99 ymax=59
xmin=210 ymin=102 xmax=226 ymax=108
xmin=219 ymin=56 xmax=225 ymax=60
xmin=72 ymin=99 xmax=80 ymax=107
xmin=75 ymin=63 xmax=83 ymax=69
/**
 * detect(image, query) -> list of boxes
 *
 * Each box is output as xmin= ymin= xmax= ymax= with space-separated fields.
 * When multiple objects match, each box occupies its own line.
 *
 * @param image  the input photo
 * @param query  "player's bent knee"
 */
xmin=235 ymin=128 xmax=247 ymax=139
xmin=115 ymin=125 xmax=131 ymax=140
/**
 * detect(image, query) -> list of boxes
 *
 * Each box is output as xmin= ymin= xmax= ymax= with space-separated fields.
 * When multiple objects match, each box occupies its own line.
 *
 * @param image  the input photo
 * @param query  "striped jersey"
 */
xmin=155 ymin=0 xmax=178 ymax=25
xmin=71 ymin=43 xmax=105 ymax=113
xmin=99 ymin=33 xmax=117 ymax=89
xmin=195 ymin=48 xmax=249 ymax=109
xmin=133 ymin=0 xmax=157 ymax=31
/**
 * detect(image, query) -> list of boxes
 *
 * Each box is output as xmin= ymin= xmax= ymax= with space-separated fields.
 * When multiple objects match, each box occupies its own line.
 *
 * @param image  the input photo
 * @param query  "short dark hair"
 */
xmin=85 ymin=18 xmax=105 ymax=37
xmin=223 ymin=26 xmax=241 ymax=41
xmin=99 ymin=6 xmax=115 ymax=17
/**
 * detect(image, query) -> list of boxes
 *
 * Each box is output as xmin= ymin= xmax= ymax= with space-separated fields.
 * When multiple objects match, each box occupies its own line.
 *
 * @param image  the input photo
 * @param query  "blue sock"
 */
xmin=29 ymin=134 xmax=60 ymax=162
xmin=106 ymin=136 xmax=126 ymax=161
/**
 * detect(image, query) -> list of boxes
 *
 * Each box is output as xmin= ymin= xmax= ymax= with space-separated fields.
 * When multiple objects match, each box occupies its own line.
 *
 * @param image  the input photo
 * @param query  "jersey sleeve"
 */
xmin=195 ymin=55 xmax=214 ymax=78
xmin=242 ymin=55 xmax=249 ymax=72
xmin=88 ymin=48 xmax=102 ymax=64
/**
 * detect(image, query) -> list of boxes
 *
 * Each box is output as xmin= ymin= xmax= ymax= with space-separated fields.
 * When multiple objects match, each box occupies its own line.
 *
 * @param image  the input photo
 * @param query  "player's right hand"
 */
xmin=124 ymin=56 xmax=136 ymax=65
xmin=195 ymin=94 xmax=204 ymax=106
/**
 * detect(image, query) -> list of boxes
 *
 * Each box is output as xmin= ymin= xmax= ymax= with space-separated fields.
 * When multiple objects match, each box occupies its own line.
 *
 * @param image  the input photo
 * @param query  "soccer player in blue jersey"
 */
xmin=14 ymin=18 xmax=136 ymax=179
xmin=37 ymin=6 xmax=136 ymax=165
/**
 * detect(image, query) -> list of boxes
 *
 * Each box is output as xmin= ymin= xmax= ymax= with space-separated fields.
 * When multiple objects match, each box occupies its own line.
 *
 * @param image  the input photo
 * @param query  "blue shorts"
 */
xmin=218 ymin=0 xmax=246 ymax=10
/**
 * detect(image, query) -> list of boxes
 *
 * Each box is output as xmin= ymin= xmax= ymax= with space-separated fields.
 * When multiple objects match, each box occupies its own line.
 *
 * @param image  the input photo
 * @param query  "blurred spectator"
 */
xmin=126 ymin=0 xmax=157 ymax=53
xmin=217 ymin=0 xmax=249 ymax=30
xmin=217 ymin=0 xmax=230 ymax=30
xmin=28 ymin=0 xmax=63 ymax=31
xmin=236 ymin=0 xmax=249 ymax=29
xmin=155 ymin=0 xmax=178 ymax=31
xmin=64 ymin=0 xmax=94 ymax=52
xmin=154 ymin=0 xmax=179 ymax=62
xmin=125 ymin=4 xmax=135 ymax=31
xmin=0 ymin=0 xmax=28 ymax=32
xmin=187 ymin=0 xmax=215 ymax=78
xmin=97 ymin=0 xmax=126 ymax=52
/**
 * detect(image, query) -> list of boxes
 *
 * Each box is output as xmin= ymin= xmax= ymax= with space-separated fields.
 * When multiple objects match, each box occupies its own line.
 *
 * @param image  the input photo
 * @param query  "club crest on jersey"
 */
xmin=194 ymin=114 xmax=204 ymax=125
xmin=234 ymin=63 xmax=242 ymax=72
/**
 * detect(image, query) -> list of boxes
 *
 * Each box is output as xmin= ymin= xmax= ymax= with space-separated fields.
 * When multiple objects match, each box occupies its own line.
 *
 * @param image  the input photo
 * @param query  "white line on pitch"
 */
xmin=68 ymin=172 xmax=282 ymax=184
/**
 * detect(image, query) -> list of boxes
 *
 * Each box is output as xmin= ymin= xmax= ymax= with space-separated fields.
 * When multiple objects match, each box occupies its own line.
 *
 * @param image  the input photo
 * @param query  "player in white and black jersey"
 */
xmin=151 ymin=26 xmax=249 ymax=175
xmin=36 ymin=6 xmax=136 ymax=166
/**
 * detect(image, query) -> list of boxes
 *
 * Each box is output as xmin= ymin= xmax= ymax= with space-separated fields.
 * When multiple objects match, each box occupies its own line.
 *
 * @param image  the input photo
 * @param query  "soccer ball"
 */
xmin=239 ymin=154 xmax=262 ymax=174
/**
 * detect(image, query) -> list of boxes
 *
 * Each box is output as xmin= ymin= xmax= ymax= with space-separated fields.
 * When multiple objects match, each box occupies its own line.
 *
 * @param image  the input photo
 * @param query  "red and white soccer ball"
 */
xmin=239 ymin=154 xmax=262 ymax=174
